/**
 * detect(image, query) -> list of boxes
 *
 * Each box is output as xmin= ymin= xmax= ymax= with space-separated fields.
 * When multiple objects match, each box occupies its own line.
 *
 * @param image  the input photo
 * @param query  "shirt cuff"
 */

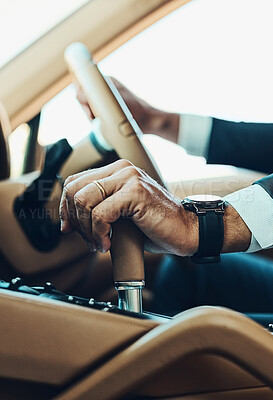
xmin=178 ymin=114 xmax=213 ymax=158
xmin=224 ymin=184 xmax=273 ymax=253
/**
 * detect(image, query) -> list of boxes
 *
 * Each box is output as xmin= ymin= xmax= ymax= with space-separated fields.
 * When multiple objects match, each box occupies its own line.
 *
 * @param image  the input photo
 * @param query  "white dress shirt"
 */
xmin=178 ymin=114 xmax=273 ymax=253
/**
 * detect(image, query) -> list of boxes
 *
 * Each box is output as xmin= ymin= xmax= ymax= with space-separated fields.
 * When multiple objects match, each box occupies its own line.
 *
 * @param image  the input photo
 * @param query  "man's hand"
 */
xmin=59 ymin=159 xmax=198 ymax=255
xmin=75 ymin=78 xmax=179 ymax=143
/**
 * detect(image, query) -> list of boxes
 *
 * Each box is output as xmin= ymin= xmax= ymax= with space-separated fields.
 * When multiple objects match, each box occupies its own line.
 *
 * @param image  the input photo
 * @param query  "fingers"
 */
xmin=60 ymin=160 xmax=147 ymax=253
xmin=59 ymin=170 xmax=94 ymax=233
xmin=74 ymin=80 xmax=95 ymax=120
xmin=91 ymin=191 xmax=132 ymax=252
xmin=60 ymin=157 xmax=189 ymax=256
xmin=71 ymin=165 xmax=139 ymax=246
xmin=74 ymin=182 xmax=111 ymax=252
xmin=76 ymin=207 xmax=97 ymax=251
xmin=109 ymin=77 xmax=124 ymax=92
xmin=60 ymin=159 xmax=134 ymax=235
xmin=82 ymin=104 xmax=94 ymax=120
xmin=59 ymin=161 xmax=123 ymax=231
xmin=90 ymin=172 xmax=149 ymax=252
xmin=72 ymin=176 xmax=118 ymax=244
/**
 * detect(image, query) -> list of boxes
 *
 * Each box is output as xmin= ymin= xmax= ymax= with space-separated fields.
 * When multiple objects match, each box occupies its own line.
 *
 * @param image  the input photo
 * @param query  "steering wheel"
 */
xmin=64 ymin=43 xmax=165 ymax=312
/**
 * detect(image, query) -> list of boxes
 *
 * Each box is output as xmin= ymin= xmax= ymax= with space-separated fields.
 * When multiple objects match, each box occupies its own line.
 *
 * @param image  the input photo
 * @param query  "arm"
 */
xmin=60 ymin=159 xmax=254 ymax=257
xmin=77 ymin=78 xmax=273 ymax=173
xmin=207 ymin=119 xmax=273 ymax=173
xmin=225 ymin=174 xmax=273 ymax=253
xmin=178 ymin=115 xmax=273 ymax=174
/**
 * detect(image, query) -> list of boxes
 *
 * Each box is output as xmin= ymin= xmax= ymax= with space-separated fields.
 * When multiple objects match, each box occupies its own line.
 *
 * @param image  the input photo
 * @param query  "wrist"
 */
xmin=181 ymin=195 xmax=226 ymax=263
xmin=144 ymin=107 xmax=179 ymax=143
xmin=222 ymin=202 xmax=251 ymax=253
xmin=178 ymin=204 xmax=199 ymax=256
xmin=178 ymin=198 xmax=251 ymax=259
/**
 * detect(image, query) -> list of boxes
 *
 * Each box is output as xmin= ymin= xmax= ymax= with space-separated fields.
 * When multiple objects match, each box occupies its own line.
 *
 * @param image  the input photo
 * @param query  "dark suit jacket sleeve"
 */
xmin=254 ymin=173 xmax=273 ymax=198
xmin=207 ymin=118 xmax=273 ymax=174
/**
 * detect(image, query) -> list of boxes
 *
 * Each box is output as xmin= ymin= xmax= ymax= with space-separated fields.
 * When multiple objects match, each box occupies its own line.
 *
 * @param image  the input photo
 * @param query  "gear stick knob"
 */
xmin=111 ymin=219 xmax=145 ymax=313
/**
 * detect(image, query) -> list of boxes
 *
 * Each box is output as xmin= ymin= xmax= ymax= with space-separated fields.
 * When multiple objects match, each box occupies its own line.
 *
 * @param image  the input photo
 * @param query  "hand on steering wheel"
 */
xmin=75 ymin=77 xmax=179 ymax=143
xmin=75 ymin=78 xmax=152 ymax=130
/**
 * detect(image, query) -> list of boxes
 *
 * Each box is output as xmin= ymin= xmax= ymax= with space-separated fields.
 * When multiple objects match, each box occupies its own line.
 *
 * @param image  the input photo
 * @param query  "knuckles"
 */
xmin=92 ymin=209 xmax=102 ymax=226
xmin=62 ymin=161 xmax=149 ymax=217
xmin=63 ymin=183 xmax=74 ymax=201
xmin=120 ymin=164 xmax=148 ymax=196
xmin=116 ymin=159 xmax=133 ymax=169
xmin=125 ymin=165 xmax=141 ymax=178
xmin=133 ymin=177 xmax=145 ymax=193
xmin=63 ymin=182 xmax=87 ymax=211
xmin=63 ymin=175 xmax=75 ymax=188
xmin=73 ymin=192 xmax=87 ymax=209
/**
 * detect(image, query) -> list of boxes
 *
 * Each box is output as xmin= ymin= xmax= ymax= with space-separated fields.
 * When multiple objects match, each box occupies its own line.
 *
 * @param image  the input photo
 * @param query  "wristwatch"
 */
xmin=181 ymin=194 xmax=226 ymax=264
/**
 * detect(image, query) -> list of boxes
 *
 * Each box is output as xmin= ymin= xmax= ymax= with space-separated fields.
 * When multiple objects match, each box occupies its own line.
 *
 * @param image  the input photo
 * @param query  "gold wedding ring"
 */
xmin=92 ymin=180 xmax=107 ymax=200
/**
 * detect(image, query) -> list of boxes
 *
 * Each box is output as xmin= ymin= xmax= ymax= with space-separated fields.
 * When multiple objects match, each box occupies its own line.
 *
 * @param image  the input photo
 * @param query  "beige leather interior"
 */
xmin=0 ymin=172 xmax=89 ymax=274
xmin=1 ymin=290 xmax=273 ymax=400
xmin=51 ymin=306 xmax=273 ymax=400
xmin=0 ymin=124 xmax=109 ymax=277
xmin=0 ymin=290 xmax=159 ymax=386
xmin=168 ymin=166 xmax=266 ymax=198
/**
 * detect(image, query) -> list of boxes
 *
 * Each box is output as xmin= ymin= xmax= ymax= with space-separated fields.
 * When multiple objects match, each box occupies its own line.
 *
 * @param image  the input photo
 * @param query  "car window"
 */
xmin=100 ymin=0 xmax=273 ymax=123
xmin=38 ymin=85 xmax=91 ymax=147
xmin=31 ymin=0 xmax=273 ymax=178
xmin=0 ymin=0 xmax=89 ymax=68
xmin=8 ymin=123 xmax=30 ymax=177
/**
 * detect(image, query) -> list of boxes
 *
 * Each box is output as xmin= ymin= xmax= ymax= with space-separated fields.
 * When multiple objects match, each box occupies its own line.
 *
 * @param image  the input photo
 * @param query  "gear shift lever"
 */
xmin=64 ymin=43 xmax=165 ymax=313
xmin=111 ymin=219 xmax=145 ymax=313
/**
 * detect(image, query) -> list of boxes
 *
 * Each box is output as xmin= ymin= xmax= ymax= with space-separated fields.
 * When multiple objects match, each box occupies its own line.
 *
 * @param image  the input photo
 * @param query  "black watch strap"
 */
xmin=191 ymin=211 xmax=224 ymax=264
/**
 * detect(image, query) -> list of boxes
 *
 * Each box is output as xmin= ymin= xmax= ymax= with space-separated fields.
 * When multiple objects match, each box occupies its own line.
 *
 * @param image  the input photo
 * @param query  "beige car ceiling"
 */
xmin=0 ymin=0 xmax=190 ymax=131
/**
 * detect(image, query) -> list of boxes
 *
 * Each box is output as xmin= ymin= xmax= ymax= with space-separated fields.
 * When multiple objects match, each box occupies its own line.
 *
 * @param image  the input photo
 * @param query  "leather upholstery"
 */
xmin=0 ymin=289 xmax=159 ymax=385
xmin=53 ymin=307 xmax=273 ymax=400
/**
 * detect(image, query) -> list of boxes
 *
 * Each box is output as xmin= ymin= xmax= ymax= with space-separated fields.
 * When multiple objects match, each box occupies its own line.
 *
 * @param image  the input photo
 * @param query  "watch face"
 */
xmin=182 ymin=194 xmax=225 ymax=211
xmin=186 ymin=195 xmax=222 ymax=203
